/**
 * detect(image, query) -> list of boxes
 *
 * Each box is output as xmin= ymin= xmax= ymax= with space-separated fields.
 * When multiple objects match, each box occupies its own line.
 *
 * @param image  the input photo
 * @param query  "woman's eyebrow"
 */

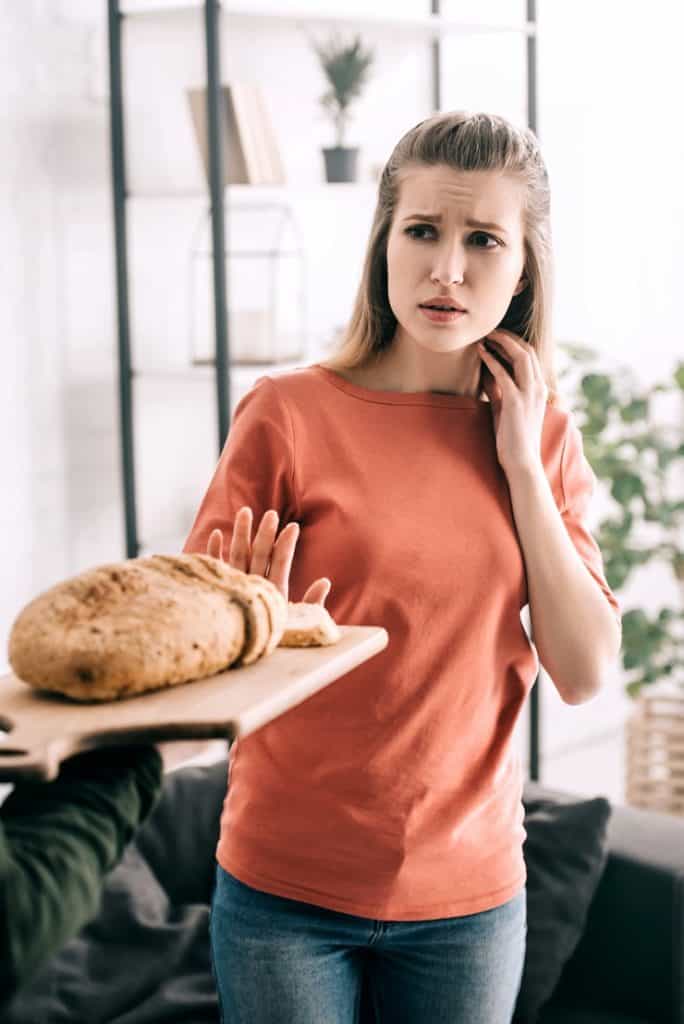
xmin=401 ymin=212 xmax=509 ymax=236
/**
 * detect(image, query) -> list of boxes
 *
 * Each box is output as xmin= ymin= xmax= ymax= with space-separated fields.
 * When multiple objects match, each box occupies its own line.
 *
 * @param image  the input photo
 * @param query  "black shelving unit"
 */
xmin=106 ymin=0 xmax=542 ymax=780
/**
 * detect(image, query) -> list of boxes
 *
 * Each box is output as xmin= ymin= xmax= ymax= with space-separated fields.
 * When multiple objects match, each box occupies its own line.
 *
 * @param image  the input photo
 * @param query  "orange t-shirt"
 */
xmin=182 ymin=364 xmax=621 ymax=921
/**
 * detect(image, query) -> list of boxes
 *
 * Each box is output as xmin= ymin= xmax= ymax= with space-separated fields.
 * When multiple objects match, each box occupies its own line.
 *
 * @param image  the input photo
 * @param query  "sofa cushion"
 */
xmin=133 ymin=760 xmax=226 ymax=905
xmin=513 ymin=787 xmax=612 ymax=1023
xmin=544 ymin=796 xmax=684 ymax=1023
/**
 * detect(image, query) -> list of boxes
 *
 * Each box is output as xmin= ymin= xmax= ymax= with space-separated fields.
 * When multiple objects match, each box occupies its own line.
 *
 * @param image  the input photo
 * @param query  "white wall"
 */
xmin=1 ymin=0 xmax=681 ymax=804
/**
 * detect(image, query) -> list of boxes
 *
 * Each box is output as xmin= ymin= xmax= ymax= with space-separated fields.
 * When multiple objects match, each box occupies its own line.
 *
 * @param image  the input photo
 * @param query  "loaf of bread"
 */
xmin=7 ymin=553 xmax=290 ymax=701
xmin=8 ymin=553 xmax=341 ymax=702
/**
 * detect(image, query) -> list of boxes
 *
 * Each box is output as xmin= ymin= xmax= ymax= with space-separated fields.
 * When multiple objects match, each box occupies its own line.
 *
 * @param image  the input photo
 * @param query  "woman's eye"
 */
xmin=404 ymin=225 xmax=501 ymax=248
xmin=470 ymin=231 xmax=500 ymax=248
xmin=405 ymin=224 xmax=436 ymax=241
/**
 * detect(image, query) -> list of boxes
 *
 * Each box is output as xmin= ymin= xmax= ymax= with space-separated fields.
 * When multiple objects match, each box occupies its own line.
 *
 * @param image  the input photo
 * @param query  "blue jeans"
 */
xmin=210 ymin=865 xmax=526 ymax=1023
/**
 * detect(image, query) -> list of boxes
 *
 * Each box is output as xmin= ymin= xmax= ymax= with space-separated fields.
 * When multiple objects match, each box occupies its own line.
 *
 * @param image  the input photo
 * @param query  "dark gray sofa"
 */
xmin=357 ymin=778 xmax=684 ymax=1024
xmin=524 ymin=780 xmax=684 ymax=1024
xmin=5 ymin=762 xmax=683 ymax=1023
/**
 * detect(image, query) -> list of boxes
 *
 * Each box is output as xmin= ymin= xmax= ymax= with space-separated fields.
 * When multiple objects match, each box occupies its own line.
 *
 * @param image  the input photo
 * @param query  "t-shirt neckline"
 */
xmin=311 ymin=364 xmax=492 ymax=409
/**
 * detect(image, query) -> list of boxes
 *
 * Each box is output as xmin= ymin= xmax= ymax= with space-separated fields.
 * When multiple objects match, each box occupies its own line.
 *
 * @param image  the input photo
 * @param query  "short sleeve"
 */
xmin=559 ymin=416 xmax=622 ymax=628
xmin=182 ymin=376 xmax=299 ymax=557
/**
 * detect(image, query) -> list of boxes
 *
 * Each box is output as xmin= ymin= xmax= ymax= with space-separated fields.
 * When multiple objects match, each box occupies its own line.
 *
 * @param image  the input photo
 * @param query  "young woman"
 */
xmin=183 ymin=110 xmax=622 ymax=1023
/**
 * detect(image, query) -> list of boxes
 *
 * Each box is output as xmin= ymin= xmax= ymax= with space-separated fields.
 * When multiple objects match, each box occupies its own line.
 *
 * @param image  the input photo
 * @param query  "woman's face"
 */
xmin=385 ymin=164 xmax=529 ymax=354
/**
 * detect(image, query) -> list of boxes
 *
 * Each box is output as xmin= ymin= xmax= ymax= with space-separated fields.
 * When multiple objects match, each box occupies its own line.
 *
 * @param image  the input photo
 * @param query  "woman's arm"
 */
xmin=507 ymin=462 xmax=622 ymax=704
xmin=478 ymin=331 xmax=620 ymax=704
xmin=0 ymin=746 xmax=163 ymax=1007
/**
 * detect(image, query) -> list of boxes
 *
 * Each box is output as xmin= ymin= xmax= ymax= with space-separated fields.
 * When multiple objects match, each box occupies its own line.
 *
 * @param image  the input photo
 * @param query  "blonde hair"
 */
xmin=321 ymin=110 xmax=561 ymax=405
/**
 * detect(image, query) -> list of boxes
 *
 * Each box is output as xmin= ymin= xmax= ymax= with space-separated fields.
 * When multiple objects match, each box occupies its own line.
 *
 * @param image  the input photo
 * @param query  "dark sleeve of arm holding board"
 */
xmin=0 ymin=745 xmax=163 ymax=1007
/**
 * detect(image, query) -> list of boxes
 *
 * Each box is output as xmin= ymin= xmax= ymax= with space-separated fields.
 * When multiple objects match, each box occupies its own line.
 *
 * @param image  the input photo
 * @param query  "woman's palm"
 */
xmin=207 ymin=506 xmax=330 ymax=605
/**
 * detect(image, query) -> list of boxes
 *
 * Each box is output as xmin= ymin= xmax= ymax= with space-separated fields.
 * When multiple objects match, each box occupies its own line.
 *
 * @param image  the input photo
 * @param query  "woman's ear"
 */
xmin=512 ymin=275 xmax=528 ymax=297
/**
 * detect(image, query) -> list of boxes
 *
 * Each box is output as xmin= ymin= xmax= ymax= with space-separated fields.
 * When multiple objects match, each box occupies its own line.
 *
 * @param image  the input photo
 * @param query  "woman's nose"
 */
xmin=430 ymin=243 xmax=465 ymax=286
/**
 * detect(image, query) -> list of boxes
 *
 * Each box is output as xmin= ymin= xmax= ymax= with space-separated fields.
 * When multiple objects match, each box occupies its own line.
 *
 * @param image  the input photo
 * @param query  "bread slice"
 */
xmin=143 ymin=554 xmax=286 ymax=665
xmin=279 ymin=602 xmax=342 ymax=647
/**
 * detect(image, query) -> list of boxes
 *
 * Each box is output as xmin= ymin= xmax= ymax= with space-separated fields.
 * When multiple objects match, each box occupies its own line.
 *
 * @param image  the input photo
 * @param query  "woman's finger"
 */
xmin=479 ymin=343 xmax=515 ymax=394
xmin=485 ymin=333 xmax=535 ymax=392
xmin=248 ymin=509 xmax=280 ymax=576
xmin=228 ymin=506 xmax=254 ymax=572
xmin=267 ymin=521 xmax=300 ymax=599
xmin=207 ymin=528 xmax=224 ymax=561
xmin=479 ymin=360 xmax=502 ymax=405
xmin=301 ymin=578 xmax=332 ymax=606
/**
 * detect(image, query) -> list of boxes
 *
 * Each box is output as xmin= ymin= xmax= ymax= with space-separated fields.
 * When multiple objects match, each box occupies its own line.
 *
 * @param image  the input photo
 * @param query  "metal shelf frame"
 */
xmin=106 ymin=0 xmax=542 ymax=779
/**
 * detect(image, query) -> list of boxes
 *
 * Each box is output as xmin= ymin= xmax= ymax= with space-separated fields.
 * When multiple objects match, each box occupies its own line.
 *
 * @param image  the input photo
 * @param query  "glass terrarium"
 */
xmin=189 ymin=200 xmax=307 ymax=365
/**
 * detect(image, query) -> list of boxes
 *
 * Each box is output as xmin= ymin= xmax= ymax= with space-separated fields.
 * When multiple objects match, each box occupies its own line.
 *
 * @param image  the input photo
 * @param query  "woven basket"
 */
xmin=625 ymin=683 xmax=684 ymax=817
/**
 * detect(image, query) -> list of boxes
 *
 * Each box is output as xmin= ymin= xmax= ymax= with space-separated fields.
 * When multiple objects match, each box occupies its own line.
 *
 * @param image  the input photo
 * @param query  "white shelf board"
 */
xmin=127 ymin=182 xmax=379 ymax=200
xmin=120 ymin=2 xmax=536 ymax=38
xmin=132 ymin=358 xmax=320 ymax=379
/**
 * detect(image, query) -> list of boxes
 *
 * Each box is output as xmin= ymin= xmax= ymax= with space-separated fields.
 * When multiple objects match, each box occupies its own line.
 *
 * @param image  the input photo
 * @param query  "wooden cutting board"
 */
xmin=0 ymin=625 xmax=388 ymax=782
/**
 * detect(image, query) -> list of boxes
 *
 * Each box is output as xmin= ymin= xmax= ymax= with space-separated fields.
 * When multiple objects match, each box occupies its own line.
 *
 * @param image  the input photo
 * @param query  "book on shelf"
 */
xmin=186 ymin=83 xmax=286 ymax=186
xmin=187 ymin=86 xmax=247 ymax=185
xmin=254 ymin=86 xmax=286 ymax=183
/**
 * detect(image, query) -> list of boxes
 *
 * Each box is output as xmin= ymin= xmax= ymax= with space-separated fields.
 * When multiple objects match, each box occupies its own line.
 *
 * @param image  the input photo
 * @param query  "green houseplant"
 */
xmin=557 ymin=342 xmax=684 ymax=699
xmin=309 ymin=31 xmax=375 ymax=183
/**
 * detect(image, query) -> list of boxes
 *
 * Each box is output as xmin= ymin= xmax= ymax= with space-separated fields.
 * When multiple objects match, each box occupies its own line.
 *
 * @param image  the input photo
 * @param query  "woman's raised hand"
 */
xmin=206 ymin=507 xmax=331 ymax=606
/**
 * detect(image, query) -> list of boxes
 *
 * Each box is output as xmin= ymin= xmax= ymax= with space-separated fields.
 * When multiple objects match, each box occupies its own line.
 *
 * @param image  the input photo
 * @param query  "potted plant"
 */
xmin=558 ymin=342 xmax=684 ymax=698
xmin=558 ymin=342 xmax=684 ymax=811
xmin=309 ymin=31 xmax=375 ymax=183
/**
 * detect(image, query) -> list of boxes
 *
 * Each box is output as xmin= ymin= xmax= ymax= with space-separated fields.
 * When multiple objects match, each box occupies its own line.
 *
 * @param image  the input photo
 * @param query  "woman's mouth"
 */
xmin=418 ymin=304 xmax=467 ymax=324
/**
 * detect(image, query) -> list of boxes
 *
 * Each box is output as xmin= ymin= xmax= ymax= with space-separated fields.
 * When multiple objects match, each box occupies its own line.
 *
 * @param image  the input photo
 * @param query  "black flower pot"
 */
xmin=322 ymin=146 xmax=359 ymax=183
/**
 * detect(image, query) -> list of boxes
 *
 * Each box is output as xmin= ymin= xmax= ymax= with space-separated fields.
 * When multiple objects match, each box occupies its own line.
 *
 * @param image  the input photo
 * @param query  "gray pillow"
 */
xmin=513 ymin=789 xmax=612 ymax=1023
